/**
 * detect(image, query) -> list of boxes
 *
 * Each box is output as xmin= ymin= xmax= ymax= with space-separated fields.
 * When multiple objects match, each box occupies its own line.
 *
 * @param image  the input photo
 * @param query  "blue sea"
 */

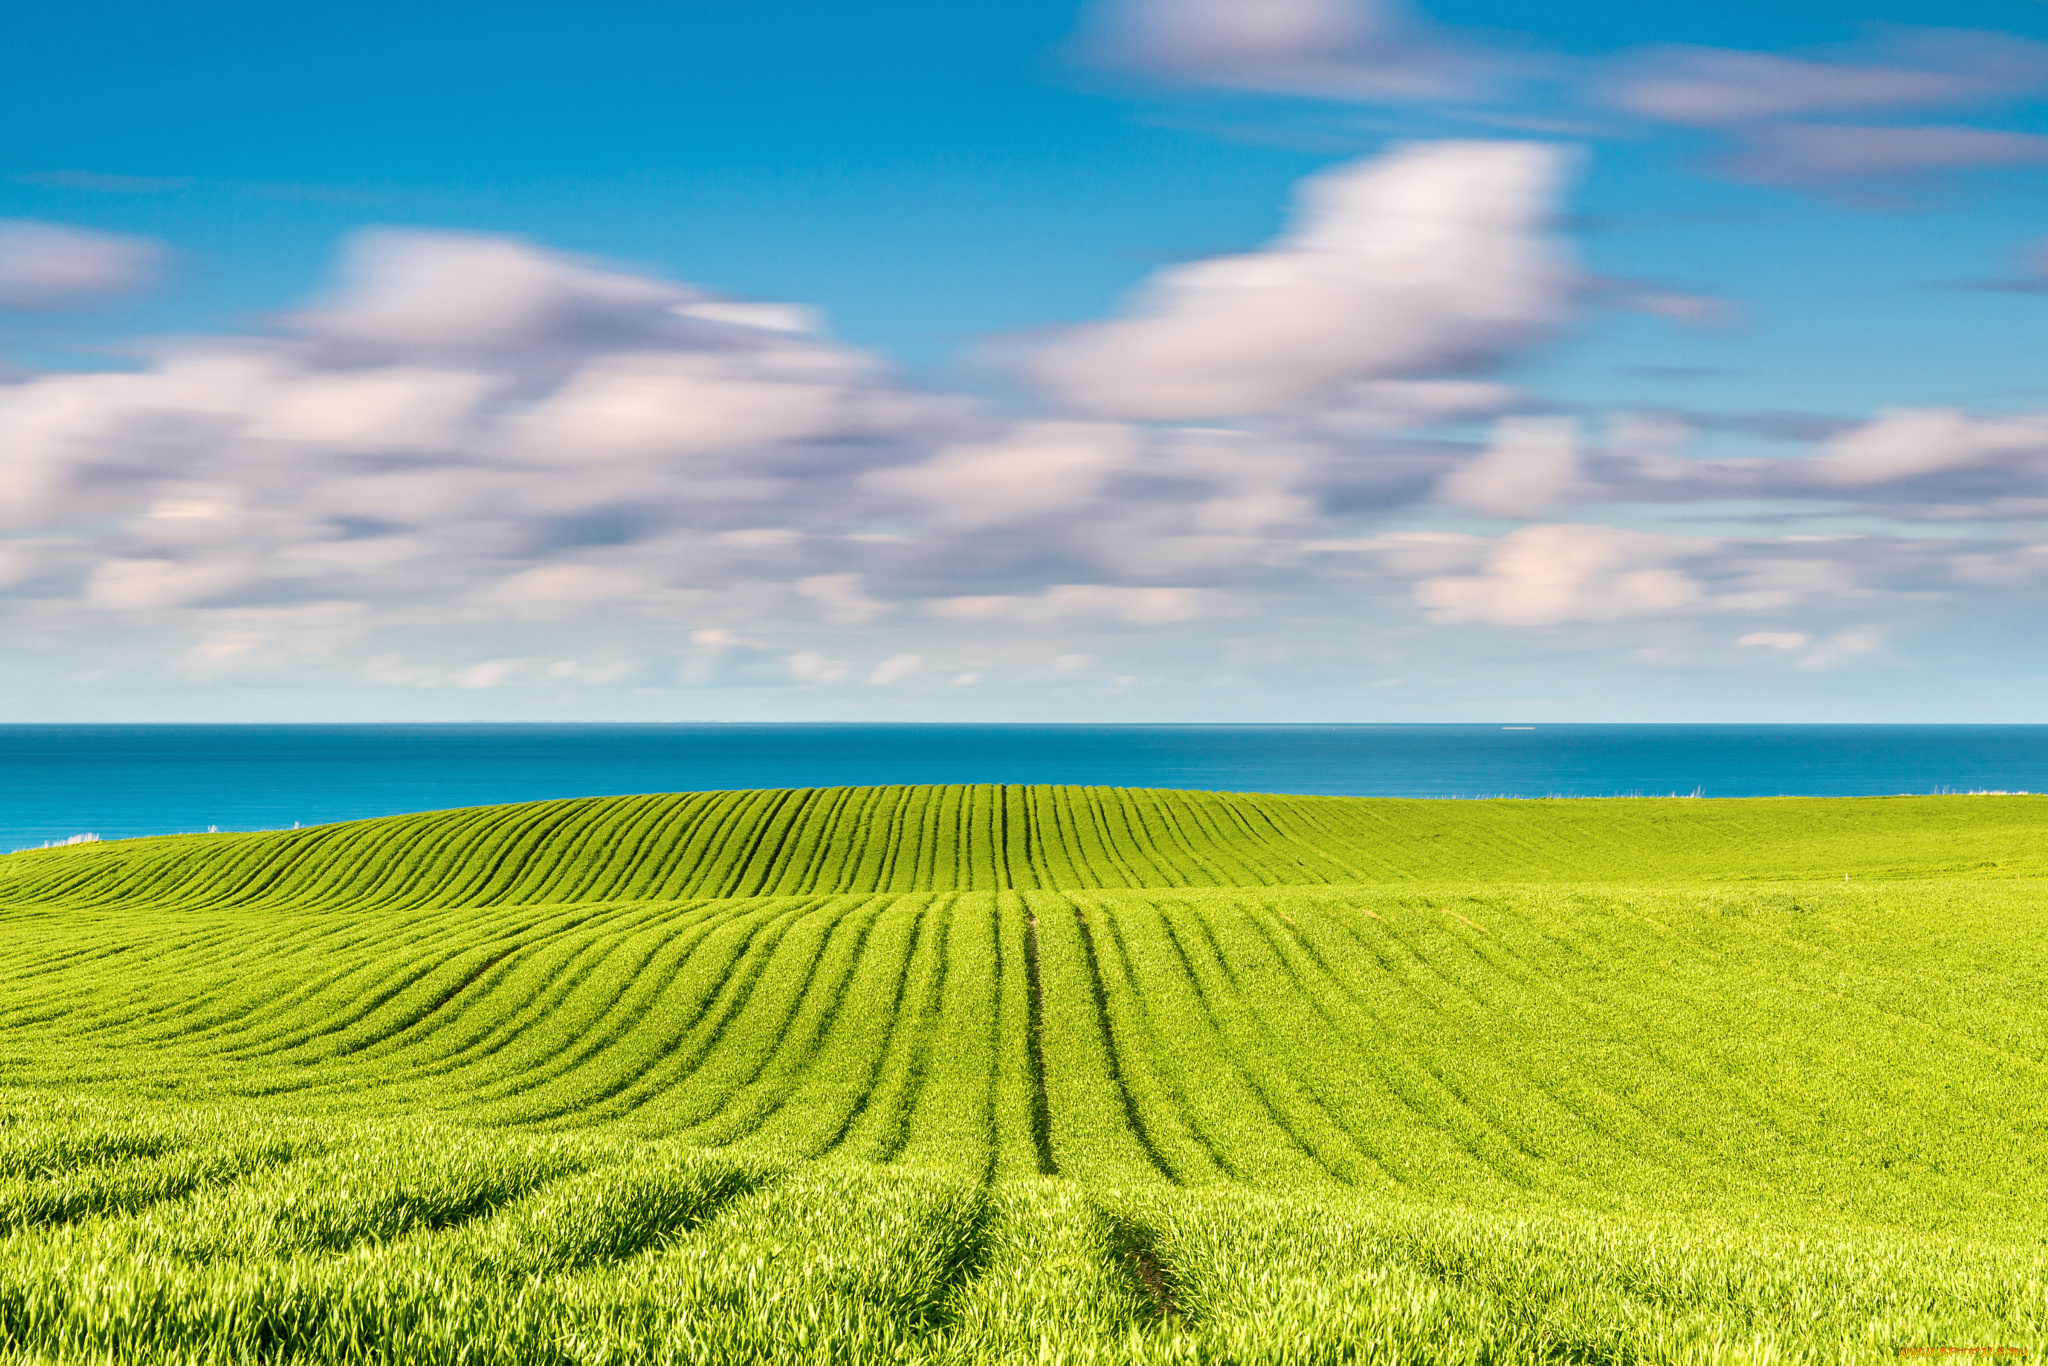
xmin=4 ymin=724 xmax=2047 ymax=852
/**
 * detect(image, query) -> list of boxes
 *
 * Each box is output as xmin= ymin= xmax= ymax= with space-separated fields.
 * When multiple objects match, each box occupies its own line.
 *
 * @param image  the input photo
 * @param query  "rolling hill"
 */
xmin=0 ymin=786 xmax=2042 ymax=1362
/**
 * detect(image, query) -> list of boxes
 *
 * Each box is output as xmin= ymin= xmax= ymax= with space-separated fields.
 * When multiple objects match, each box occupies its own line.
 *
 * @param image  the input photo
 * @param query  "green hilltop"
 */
xmin=0 ymin=786 xmax=2044 ymax=1362
xmin=10 ymin=784 xmax=2048 ymax=906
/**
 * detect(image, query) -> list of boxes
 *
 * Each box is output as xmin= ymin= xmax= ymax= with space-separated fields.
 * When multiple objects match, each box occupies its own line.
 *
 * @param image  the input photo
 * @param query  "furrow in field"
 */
xmin=1305 ymin=899 xmax=1719 ymax=1192
xmin=124 ymin=904 xmax=586 ymax=1056
xmin=199 ymin=902 xmax=594 ymax=1064
xmin=1094 ymin=895 xmax=1334 ymax=1185
xmin=891 ymin=894 xmax=1003 ymax=1178
xmin=636 ymin=789 xmax=759 ymax=901
xmin=1055 ymin=786 xmax=1140 ymax=889
xmin=1026 ymin=891 xmax=1176 ymax=1184
xmin=458 ymin=900 xmax=829 ymax=1123
xmin=343 ymin=903 xmax=716 ymax=1079
xmin=1147 ymin=897 xmax=1389 ymax=1186
xmin=490 ymin=794 xmax=666 ymax=906
xmin=851 ymin=894 xmax=959 ymax=1164
xmin=668 ymin=894 xmax=897 ymax=1151
xmin=526 ymin=896 xmax=851 ymax=1128
xmin=1228 ymin=898 xmax=1552 ymax=1194
xmin=350 ymin=912 xmax=685 ymax=1093
xmin=771 ymin=895 xmax=930 ymax=1160
xmin=1467 ymin=890 xmax=2035 ymax=1202
xmin=624 ymin=895 xmax=891 ymax=1143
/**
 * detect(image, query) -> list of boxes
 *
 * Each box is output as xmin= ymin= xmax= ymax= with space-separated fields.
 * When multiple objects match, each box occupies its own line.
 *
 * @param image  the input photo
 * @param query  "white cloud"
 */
xmin=1799 ymin=627 xmax=1883 ymax=671
xmin=796 ymin=573 xmax=884 ymax=625
xmin=237 ymin=362 xmax=499 ymax=449
xmin=1435 ymin=415 xmax=1580 ymax=517
xmin=289 ymin=230 xmax=689 ymax=353
xmin=1602 ymin=32 xmax=2048 ymax=190
xmin=785 ymin=651 xmax=849 ymax=683
xmin=485 ymin=563 xmax=656 ymax=606
xmin=0 ymin=226 xmax=947 ymax=637
xmin=1336 ymin=531 xmax=1489 ymax=576
xmin=0 ymin=220 xmax=165 ymax=310
xmin=84 ymin=558 xmax=250 ymax=612
xmin=1812 ymin=408 xmax=2048 ymax=485
xmin=1414 ymin=523 xmax=1705 ymax=626
xmin=867 ymin=653 xmax=924 ymax=685
xmin=1027 ymin=141 xmax=1575 ymax=419
xmin=931 ymin=584 xmax=1213 ymax=624
xmin=862 ymin=422 xmax=1136 ymax=526
xmin=691 ymin=627 xmax=763 ymax=650
xmin=1308 ymin=379 xmax=1525 ymax=433
xmin=1726 ymin=124 xmax=2048 ymax=186
xmin=457 ymin=658 xmax=525 ymax=689
xmin=1076 ymin=0 xmax=1508 ymax=102
xmin=674 ymin=300 xmax=823 ymax=334
xmin=511 ymin=349 xmax=903 ymax=461
xmin=1738 ymin=631 xmax=1811 ymax=650
xmin=9 ymin=184 xmax=2048 ymax=705
xmin=1603 ymin=36 xmax=2048 ymax=127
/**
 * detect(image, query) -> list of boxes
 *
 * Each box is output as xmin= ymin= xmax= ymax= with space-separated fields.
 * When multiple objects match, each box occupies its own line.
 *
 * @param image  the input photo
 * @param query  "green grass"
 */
xmin=0 ymin=786 xmax=2044 ymax=1362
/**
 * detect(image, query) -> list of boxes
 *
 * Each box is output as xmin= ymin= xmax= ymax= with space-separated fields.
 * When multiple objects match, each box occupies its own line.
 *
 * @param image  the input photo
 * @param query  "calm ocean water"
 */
xmin=4 ymin=723 xmax=2047 ymax=851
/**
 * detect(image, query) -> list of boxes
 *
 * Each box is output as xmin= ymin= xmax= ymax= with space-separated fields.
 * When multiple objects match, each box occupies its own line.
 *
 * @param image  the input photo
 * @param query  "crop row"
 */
xmin=10 ymin=787 xmax=2048 ymax=915
xmin=0 ymin=1093 xmax=2034 ymax=1363
xmin=3 ymin=881 xmax=2047 ymax=1234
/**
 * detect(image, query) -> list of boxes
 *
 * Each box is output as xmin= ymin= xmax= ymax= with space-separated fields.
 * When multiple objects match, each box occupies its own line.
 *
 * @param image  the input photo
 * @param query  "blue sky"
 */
xmin=3 ymin=0 xmax=2048 ymax=721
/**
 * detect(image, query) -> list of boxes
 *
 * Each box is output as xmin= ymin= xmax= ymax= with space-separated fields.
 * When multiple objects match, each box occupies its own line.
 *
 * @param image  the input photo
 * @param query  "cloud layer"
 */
xmin=3 ymin=135 xmax=2045 ymax=709
xmin=1027 ymin=141 xmax=1574 ymax=418
xmin=1082 ymin=0 xmax=2048 ymax=193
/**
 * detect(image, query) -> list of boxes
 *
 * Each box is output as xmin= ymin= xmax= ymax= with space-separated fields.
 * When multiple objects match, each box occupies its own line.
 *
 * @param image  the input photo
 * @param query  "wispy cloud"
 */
xmin=0 ymin=220 xmax=168 ymax=310
xmin=1072 ymin=0 xmax=1518 ymax=103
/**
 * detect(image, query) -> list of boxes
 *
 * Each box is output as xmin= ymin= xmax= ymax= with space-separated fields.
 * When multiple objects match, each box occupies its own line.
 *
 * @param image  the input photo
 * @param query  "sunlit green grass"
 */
xmin=0 ymin=786 xmax=2042 ymax=1362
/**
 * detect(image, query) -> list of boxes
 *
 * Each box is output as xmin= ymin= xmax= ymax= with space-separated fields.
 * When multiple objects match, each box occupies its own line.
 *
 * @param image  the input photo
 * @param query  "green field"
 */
xmin=0 ymin=785 xmax=2044 ymax=1363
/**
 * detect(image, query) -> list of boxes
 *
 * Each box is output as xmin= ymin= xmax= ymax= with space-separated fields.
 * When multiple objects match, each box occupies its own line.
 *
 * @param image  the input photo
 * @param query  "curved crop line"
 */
xmin=201 ymin=903 xmax=585 ymax=1062
xmin=641 ymin=790 xmax=754 ymax=901
xmin=1084 ymin=899 xmax=1264 ymax=1183
xmin=628 ymin=895 xmax=892 ymax=1140
xmin=1230 ymin=902 xmax=1526 ymax=1191
xmin=1161 ymin=899 xmax=1395 ymax=1185
xmin=551 ymin=896 xmax=842 ymax=1126
xmin=213 ymin=906 xmax=623 ymax=1074
xmin=711 ymin=789 xmax=803 ymax=900
xmin=806 ymin=897 xmax=936 ymax=1162
xmin=490 ymin=795 xmax=654 ymax=905
xmin=677 ymin=894 xmax=900 ymax=1150
xmin=792 ymin=786 xmax=865 ymax=895
xmin=1061 ymin=896 xmax=1175 ymax=1181
xmin=1313 ymin=903 xmax=1702 ymax=1180
xmin=874 ymin=895 xmax=956 ymax=1163
xmin=486 ymin=926 xmax=749 ymax=1118
xmin=1056 ymin=788 xmax=1137 ymax=890
xmin=1088 ymin=903 xmax=1243 ymax=1184
xmin=1489 ymin=899 xmax=1963 ymax=1162
xmin=464 ymin=902 xmax=800 ymax=1120
xmin=859 ymin=787 xmax=904 ymax=894
xmin=1019 ymin=899 xmax=1057 ymax=1177
xmin=344 ymin=904 xmax=691 ymax=1077
xmin=191 ymin=903 xmax=603 ymax=1059
xmin=363 ymin=909 xmax=688 ymax=1088
xmin=1143 ymin=900 xmax=1351 ymax=1179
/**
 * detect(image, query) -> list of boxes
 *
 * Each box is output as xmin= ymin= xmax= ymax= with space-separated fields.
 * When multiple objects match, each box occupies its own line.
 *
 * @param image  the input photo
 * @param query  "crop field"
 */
xmin=0 ymin=786 xmax=2045 ymax=1363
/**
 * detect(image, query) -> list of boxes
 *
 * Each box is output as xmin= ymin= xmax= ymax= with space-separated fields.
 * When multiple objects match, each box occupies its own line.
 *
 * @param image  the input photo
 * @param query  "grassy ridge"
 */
xmin=0 ymin=787 xmax=2044 ymax=1361
xmin=7 ymin=786 xmax=2048 ymax=912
